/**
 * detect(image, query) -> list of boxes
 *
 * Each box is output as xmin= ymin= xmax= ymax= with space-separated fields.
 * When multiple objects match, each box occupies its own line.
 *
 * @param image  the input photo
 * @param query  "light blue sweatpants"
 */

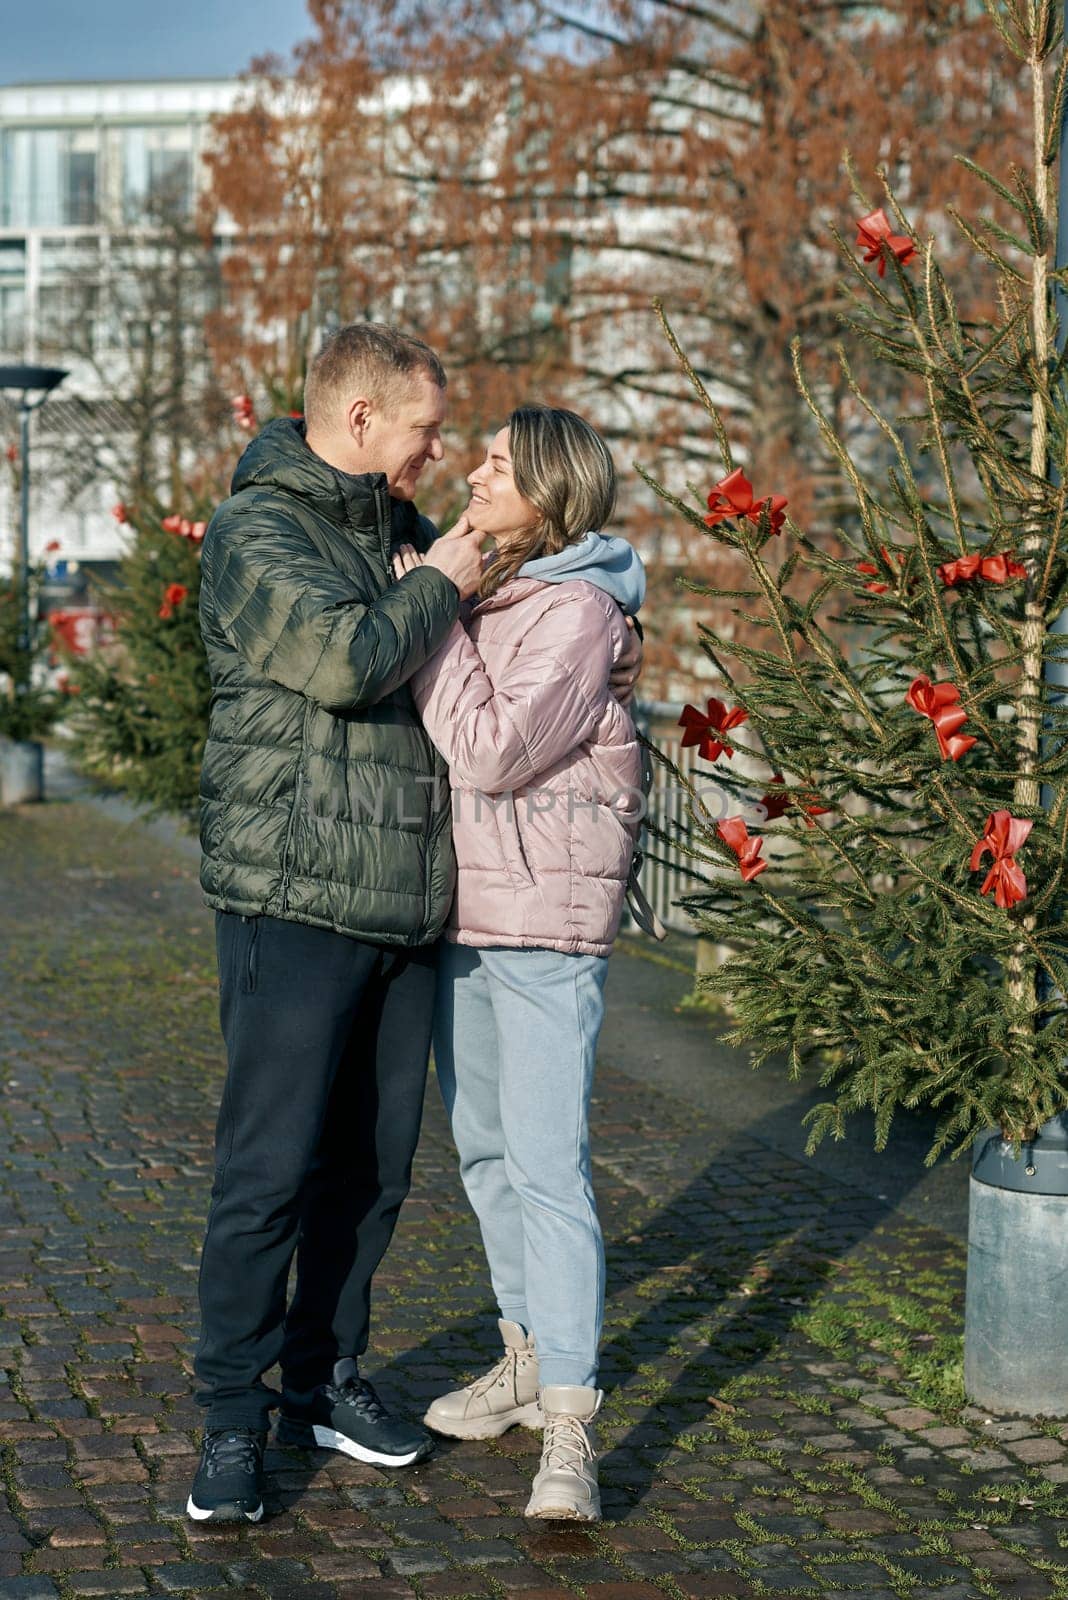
xmin=432 ymin=942 xmax=609 ymax=1389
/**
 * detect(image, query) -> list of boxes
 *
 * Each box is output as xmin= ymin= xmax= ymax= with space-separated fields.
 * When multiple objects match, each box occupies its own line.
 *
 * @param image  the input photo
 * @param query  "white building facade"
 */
xmin=0 ymin=78 xmax=241 ymax=577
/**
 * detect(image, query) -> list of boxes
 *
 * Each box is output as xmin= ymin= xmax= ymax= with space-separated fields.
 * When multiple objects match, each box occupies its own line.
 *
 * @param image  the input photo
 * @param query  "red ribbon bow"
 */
xmin=938 ymin=552 xmax=1027 ymax=588
xmin=111 ymin=503 xmax=129 ymax=525
xmin=905 ymin=674 xmax=977 ymax=761
xmin=231 ymin=394 xmax=257 ymax=432
xmin=717 ymin=816 xmax=768 ymax=882
xmin=678 ymin=698 xmax=749 ymax=762
xmin=158 ymin=581 xmax=189 ymax=620
xmin=704 ymin=467 xmax=788 ymax=537
xmin=856 ymin=544 xmax=907 ymax=594
xmin=856 ymin=560 xmax=889 ymax=594
xmin=969 ymin=811 xmax=1032 ymax=909
xmin=161 ymin=514 xmax=206 ymax=544
xmin=856 ymin=208 xmax=917 ymax=276
xmin=758 ymin=774 xmax=831 ymax=827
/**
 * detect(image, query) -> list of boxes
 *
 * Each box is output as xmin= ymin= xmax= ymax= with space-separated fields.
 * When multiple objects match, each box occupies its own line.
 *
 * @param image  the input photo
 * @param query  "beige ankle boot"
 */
xmin=524 ymin=1385 xmax=602 ymax=1521
xmin=424 ymin=1320 xmax=541 ymax=1439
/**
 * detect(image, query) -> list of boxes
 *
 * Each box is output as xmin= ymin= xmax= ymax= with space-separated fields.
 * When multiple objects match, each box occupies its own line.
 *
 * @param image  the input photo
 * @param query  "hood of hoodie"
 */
xmin=517 ymin=531 xmax=645 ymax=615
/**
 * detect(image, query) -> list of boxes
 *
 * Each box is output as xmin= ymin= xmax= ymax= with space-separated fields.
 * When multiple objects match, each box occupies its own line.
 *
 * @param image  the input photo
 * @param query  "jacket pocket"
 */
xmin=486 ymin=794 xmax=535 ymax=887
xmin=240 ymin=915 xmax=262 ymax=994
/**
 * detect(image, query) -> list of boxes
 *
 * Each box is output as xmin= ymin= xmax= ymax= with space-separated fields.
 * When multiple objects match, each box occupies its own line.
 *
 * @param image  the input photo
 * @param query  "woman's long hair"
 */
xmin=478 ymin=405 xmax=617 ymax=600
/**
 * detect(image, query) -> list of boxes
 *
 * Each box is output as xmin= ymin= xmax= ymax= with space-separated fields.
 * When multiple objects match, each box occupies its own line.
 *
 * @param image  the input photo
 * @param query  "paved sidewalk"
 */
xmin=1 ymin=792 xmax=1067 ymax=1600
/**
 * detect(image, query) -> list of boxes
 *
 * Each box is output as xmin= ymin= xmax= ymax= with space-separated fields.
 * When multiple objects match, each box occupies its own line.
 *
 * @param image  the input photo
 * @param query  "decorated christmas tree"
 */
xmin=645 ymin=0 xmax=1068 ymax=1163
xmin=67 ymin=502 xmax=211 ymax=820
xmin=66 ymin=394 xmax=278 ymax=819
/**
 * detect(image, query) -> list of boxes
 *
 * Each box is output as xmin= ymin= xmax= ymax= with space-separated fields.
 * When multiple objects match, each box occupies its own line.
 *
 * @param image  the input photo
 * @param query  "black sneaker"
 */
xmin=186 ymin=1427 xmax=266 ymax=1523
xmin=277 ymin=1376 xmax=433 ymax=1467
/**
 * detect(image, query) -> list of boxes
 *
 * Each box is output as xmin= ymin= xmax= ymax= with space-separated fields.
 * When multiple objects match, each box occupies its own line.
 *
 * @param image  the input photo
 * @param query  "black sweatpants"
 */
xmin=193 ymin=912 xmax=437 ymax=1431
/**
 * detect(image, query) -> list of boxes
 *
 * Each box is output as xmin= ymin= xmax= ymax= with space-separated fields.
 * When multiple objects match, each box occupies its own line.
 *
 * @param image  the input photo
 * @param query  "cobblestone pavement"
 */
xmin=1 ymin=795 xmax=1067 ymax=1600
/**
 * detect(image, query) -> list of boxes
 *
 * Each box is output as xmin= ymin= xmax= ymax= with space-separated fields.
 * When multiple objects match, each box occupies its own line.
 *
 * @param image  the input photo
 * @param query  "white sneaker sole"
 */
xmin=424 ymin=1399 xmax=543 ymax=1440
xmin=185 ymin=1494 xmax=263 ymax=1523
xmin=309 ymin=1423 xmax=425 ymax=1467
xmin=524 ymin=1498 xmax=601 ymax=1522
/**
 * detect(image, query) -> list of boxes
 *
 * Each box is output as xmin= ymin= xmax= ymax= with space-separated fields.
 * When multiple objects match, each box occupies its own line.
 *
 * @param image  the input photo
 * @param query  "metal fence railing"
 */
xmin=629 ymin=699 xmax=704 ymax=937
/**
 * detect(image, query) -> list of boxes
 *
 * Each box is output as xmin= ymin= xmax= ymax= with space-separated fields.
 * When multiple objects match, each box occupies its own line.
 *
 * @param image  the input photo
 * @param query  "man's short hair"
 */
xmin=304 ymin=322 xmax=447 ymax=430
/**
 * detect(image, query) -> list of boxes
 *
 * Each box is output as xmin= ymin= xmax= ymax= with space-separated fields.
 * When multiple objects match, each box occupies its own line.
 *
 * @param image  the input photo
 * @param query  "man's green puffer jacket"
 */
xmin=198 ymin=418 xmax=460 ymax=945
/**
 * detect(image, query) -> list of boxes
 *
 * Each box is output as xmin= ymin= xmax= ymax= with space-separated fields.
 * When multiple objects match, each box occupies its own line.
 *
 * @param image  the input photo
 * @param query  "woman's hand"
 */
xmin=392 ymin=543 xmax=426 ymax=581
xmin=609 ymin=616 xmax=644 ymax=707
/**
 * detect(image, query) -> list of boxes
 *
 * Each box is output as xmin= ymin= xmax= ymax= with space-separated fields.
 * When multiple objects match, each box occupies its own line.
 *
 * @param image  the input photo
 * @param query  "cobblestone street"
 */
xmin=1 ymin=792 xmax=1067 ymax=1600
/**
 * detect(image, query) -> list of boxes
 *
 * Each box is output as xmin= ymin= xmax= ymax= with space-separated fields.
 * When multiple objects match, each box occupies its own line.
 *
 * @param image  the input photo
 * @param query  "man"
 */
xmin=188 ymin=323 xmax=642 ymax=1523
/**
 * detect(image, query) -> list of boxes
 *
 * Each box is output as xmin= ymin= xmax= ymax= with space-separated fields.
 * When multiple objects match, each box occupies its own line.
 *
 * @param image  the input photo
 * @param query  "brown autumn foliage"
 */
xmin=203 ymin=0 xmax=1028 ymax=697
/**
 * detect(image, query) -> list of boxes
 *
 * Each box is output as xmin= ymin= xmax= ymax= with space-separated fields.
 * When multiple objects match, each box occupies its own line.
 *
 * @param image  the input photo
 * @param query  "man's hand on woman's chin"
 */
xmin=610 ymin=616 xmax=643 ymax=708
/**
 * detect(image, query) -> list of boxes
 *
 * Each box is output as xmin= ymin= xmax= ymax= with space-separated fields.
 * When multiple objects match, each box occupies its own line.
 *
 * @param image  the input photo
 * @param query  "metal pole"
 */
xmin=1043 ymin=0 xmax=1068 ymax=899
xmin=15 ymin=398 xmax=31 ymax=692
xmin=962 ymin=5 xmax=1068 ymax=1417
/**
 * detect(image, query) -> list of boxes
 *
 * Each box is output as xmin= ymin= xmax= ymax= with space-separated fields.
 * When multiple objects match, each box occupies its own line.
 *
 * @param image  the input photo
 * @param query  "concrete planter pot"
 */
xmin=964 ymin=1112 xmax=1068 ymax=1417
xmin=0 ymin=738 xmax=44 ymax=805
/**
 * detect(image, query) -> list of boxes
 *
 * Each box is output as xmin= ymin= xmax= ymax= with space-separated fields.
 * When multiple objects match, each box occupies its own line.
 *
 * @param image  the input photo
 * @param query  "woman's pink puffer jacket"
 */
xmin=410 ymin=575 xmax=642 ymax=957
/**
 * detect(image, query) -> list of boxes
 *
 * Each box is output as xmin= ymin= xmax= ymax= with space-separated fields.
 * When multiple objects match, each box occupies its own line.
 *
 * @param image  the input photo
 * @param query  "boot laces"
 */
xmin=467 ymin=1346 xmax=522 ymax=1400
xmin=205 ymin=1429 xmax=262 ymax=1478
xmin=541 ymin=1411 xmax=594 ymax=1475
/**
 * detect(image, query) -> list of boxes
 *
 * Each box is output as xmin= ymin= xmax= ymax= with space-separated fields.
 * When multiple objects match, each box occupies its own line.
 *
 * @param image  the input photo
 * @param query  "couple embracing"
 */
xmin=188 ymin=322 xmax=647 ymax=1526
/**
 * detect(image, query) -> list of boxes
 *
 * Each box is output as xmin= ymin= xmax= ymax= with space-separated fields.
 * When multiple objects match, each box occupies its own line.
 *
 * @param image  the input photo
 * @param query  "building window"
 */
xmin=67 ymin=148 xmax=97 ymax=226
xmin=0 ymin=284 xmax=26 ymax=355
xmin=0 ymin=240 xmax=26 ymax=277
xmin=0 ymin=128 xmax=98 ymax=226
xmin=123 ymin=126 xmax=194 ymax=222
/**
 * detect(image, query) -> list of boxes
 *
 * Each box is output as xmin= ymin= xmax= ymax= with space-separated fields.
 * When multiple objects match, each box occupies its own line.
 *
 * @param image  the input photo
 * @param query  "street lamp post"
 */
xmin=0 ymin=364 xmax=68 ymax=693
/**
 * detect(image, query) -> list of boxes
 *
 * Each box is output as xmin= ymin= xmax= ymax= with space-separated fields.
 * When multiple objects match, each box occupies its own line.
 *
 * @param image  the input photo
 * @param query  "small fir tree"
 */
xmin=644 ymin=0 xmax=1068 ymax=1161
xmin=66 ymin=393 xmax=296 ymax=819
xmin=67 ymin=503 xmax=211 ymax=820
xmin=0 ymin=560 xmax=64 ymax=744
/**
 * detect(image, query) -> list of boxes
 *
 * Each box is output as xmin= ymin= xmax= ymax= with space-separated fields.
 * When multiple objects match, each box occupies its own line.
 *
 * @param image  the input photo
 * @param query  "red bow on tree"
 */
xmin=905 ymin=674 xmax=977 ymax=761
xmin=678 ymin=698 xmax=748 ymax=762
xmin=856 ymin=208 xmax=918 ymax=276
xmin=158 ymin=582 xmax=189 ymax=621
xmin=758 ymin=774 xmax=831 ymax=827
xmin=856 ymin=560 xmax=889 ymax=594
xmin=969 ymin=811 xmax=1032 ymax=909
xmin=938 ymin=552 xmax=1027 ymax=587
xmin=704 ymin=468 xmax=788 ymax=536
xmin=231 ymin=394 xmax=257 ymax=432
xmin=856 ymin=544 xmax=908 ymax=594
xmin=111 ymin=503 xmax=129 ymax=524
xmin=717 ymin=816 xmax=769 ymax=882
xmin=161 ymin=514 xmax=206 ymax=544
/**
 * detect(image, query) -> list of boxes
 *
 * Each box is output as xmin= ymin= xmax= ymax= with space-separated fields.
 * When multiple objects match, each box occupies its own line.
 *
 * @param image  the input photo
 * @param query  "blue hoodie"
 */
xmin=517 ymin=531 xmax=646 ymax=616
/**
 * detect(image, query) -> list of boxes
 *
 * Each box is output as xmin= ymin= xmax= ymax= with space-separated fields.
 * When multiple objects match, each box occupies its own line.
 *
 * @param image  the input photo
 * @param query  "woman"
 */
xmin=391 ymin=404 xmax=644 ymax=1522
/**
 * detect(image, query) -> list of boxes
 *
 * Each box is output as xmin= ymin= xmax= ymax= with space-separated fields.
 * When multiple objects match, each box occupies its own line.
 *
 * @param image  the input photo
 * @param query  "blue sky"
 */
xmin=3 ymin=0 xmax=311 ymax=84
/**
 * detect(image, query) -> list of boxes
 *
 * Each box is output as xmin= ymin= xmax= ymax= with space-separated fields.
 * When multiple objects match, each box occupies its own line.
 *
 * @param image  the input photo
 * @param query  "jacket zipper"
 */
xmin=379 ymin=485 xmax=437 ymax=940
xmin=373 ymin=483 xmax=391 ymax=581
